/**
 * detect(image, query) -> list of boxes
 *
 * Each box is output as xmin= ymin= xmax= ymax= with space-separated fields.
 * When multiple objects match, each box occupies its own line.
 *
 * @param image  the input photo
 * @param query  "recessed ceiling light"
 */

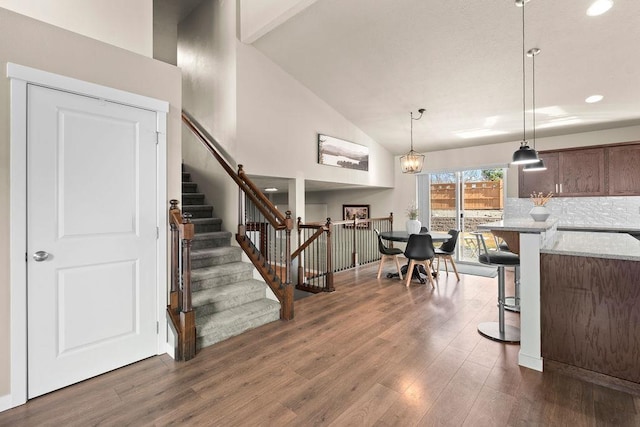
xmin=264 ymin=187 xmax=278 ymax=192
xmin=587 ymin=0 xmax=613 ymax=16
xmin=585 ymin=94 xmax=604 ymax=103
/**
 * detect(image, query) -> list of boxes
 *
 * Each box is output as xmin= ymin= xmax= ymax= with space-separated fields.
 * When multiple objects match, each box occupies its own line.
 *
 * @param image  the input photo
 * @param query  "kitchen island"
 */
xmin=540 ymin=231 xmax=640 ymax=389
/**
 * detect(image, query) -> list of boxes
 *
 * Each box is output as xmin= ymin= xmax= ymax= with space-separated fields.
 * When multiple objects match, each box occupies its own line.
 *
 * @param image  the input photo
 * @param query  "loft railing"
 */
xmin=294 ymin=214 xmax=394 ymax=292
xmin=182 ymin=111 xmax=294 ymax=320
xmin=167 ymin=200 xmax=196 ymax=361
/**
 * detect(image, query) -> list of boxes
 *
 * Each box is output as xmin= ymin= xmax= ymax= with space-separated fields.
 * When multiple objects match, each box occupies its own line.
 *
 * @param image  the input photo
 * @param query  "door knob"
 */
xmin=33 ymin=251 xmax=50 ymax=262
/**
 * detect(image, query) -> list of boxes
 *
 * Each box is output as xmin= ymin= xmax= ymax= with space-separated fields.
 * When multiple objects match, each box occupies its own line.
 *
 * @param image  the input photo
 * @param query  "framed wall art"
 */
xmin=318 ymin=134 xmax=369 ymax=171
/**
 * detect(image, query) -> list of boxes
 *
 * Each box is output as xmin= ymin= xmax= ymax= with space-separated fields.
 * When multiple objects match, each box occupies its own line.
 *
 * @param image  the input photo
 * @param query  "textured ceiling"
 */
xmin=252 ymin=0 xmax=640 ymax=155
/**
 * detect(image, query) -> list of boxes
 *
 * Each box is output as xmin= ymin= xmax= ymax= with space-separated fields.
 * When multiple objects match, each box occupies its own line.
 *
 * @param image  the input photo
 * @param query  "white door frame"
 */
xmin=7 ymin=63 xmax=169 ymax=408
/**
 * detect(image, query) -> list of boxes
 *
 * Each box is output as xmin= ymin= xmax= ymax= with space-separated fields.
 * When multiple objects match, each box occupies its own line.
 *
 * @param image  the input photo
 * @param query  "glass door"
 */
xmin=428 ymin=168 xmax=505 ymax=264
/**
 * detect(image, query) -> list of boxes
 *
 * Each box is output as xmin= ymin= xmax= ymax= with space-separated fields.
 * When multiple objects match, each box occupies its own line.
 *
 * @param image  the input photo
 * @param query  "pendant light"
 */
xmin=523 ymin=47 xmax=547 ymax=172
xmin=511 ymin=0 xmax=539 ymax=165
xmin=400 ymin=108 xmax=426 ymax=173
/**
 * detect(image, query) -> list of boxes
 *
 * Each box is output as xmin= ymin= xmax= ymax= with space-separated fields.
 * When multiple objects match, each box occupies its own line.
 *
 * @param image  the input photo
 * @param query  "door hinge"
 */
xmin=156 ymin=227 xmax=160 ymax=239
xmin=25 ymin=252 xmax=28 ymax=262
xmin=156 ymin=321 xmax=159 ymax=334
xmin=155 ymin=132 xmax=159 ymax=145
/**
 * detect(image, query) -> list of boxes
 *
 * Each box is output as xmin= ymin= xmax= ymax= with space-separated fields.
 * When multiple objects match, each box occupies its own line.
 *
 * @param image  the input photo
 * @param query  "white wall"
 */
xmin=0 ymin=7 xmax=181 ymax=404
xmin=236 ymin=41 xmax=395 ymax=188
xmin=0 ymin=1 xmax=153 ymax=57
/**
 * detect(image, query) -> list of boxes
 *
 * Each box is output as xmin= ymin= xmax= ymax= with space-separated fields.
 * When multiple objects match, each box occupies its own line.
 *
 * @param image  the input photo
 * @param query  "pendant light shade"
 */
xmin=510 ymin=0 xmax=539 ymax=166
xmin=400 ymin=109 xmax=426 ymax=174
xmin=523 ymin=158 xmax=546 ymax=171
xmin=512 ymin=141 xmax=539 ymax=164
xmin=400 ymin=150 xmax=425 ymax=173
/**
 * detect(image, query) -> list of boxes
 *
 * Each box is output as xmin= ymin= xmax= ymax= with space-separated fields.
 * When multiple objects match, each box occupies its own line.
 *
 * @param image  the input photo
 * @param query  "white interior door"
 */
xmin=27 ymin=85 xmax=158 ymax=398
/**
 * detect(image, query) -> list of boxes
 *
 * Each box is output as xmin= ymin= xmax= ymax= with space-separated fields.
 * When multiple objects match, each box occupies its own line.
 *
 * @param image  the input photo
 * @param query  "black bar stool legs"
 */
xmin=477 ymin=265 xmax=520 ymax=343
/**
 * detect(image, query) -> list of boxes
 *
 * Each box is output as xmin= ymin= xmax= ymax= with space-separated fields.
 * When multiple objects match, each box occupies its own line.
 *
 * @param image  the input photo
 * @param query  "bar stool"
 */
xmin=472 ymin=232 xmax=520 ymax=343
xmin=495 ymin=240 xmax=520 ymax=313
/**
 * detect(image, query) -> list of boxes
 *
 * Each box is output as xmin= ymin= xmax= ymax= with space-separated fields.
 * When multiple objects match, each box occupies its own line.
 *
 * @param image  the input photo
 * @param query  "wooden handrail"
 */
xmin=182 ymin=112 xmax=286 ymax=230
xmin=182 ymin=111 xmax=294 ymax=321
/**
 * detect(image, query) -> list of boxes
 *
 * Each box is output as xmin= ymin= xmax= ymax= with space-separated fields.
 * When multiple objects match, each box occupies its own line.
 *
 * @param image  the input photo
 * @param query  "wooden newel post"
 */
xmin=326 ymin=218 xmax=334 ymax=291
xmin=180 ymin=211 xmax=196 ymax=360
xmin=181 ymin=212 xmax=193 ymax=312
xmin=390 ymin=212 xmax=394 ymax=230
xmin=280 ymin=211 xmax=294 ymax=320
xmin=169 ymin=200 xmax=180 ymax=310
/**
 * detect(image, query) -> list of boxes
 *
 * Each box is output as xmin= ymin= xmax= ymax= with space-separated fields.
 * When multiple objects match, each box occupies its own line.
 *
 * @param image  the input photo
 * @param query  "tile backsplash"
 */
xmin=505 ymin=197 xmax=640 ymax=229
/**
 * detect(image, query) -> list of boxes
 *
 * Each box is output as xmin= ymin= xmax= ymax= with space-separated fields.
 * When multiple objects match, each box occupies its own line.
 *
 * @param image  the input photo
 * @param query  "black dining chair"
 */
xmin=403 ymin=233 xmax=436 ymax=288
xmin=434 ymin=229 xmax=460 ymax=280
xmin=419 ymin=226 xmax=429 ymax=233
xmin=374 ymin=229 xmax=403 ymax=280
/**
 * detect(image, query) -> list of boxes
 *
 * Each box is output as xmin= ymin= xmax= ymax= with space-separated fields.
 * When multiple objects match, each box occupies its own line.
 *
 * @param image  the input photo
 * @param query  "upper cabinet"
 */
xmin=608 ymin=145 xmax=640 ymax=195
xmin=558 ymin=148 xmax=606 ymax=196
xmin=519 ymin=152 xmax=560 ymax=197
xmin=518 ymin=142 xmax=640 ymax=198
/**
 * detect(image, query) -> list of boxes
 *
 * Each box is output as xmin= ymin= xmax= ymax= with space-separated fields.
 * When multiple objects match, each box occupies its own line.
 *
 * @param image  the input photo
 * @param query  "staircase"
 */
xmin=181 ymin=168 xmax=281 ymax=349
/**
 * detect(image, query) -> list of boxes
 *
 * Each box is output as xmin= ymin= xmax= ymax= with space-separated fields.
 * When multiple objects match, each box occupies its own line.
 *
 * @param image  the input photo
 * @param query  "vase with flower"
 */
xmin=529 ymin=191 xmax=553 ymax=221
xmin=405 ymin=202 xmax=422 ymax=234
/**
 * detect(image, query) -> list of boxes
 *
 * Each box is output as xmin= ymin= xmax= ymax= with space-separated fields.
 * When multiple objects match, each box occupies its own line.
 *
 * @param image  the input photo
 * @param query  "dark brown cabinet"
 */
xmin=518 ymin=152 xmax=559 ymax=197
xmin=608 ymin=145 xmax=640 ymax=195
xmin=558 ymin=148 xmax=606 ymax=196
xmin=518 ymin=142 xmax=640 ymax=197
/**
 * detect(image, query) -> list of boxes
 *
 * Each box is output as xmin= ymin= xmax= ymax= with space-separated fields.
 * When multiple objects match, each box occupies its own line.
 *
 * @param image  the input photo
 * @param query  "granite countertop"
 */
xmin=557 ymin=224 xmax=640 ymax=233
xmin=478 ymin=218 xmax=558 ymax=233
xmin=541 ymin=231 xmax=640 ymax=261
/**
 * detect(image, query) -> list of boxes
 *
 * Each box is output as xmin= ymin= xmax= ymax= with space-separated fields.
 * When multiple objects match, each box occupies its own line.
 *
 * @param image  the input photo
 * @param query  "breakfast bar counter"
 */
xmin=478 ymin=218 xmax=558 ymax=371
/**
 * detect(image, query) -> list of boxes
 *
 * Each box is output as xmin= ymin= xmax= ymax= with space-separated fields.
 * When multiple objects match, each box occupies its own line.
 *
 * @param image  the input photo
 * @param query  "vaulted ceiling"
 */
xmin=251 ymin=0 xmax=640 ymax=155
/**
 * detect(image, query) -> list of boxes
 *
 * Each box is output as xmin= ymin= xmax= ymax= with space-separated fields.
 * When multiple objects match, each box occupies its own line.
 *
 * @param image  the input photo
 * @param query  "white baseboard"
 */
xmin=0 ymin=393 xmax=15 ymax=413
xmin=519 ymin=352 xmax=543 ymax=372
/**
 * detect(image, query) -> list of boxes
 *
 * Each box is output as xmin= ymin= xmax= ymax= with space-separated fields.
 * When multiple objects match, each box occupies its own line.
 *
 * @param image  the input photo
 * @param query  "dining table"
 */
xmin=379 ymin=230 xmax=452 ymax=283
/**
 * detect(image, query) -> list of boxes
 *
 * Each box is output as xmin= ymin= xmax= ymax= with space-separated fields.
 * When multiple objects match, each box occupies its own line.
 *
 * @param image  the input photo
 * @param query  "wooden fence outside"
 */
xmin=431 ymin=180 xmax=503 ymax=210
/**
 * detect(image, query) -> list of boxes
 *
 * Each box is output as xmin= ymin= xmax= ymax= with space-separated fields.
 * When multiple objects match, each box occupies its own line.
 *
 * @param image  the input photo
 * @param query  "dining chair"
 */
xmin=403 ymin=233 xmax=436 ymax=288
xmin=374 ymin=229 xmax=403 ymax=280
xmin=434 ymin=229 xmax=460 ymax=280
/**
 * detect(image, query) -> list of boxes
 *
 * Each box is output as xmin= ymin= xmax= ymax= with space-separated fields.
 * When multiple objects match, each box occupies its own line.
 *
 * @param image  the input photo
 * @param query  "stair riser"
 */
xmin=192 ymin=252 xmax=241 ymax=269
xmin=193 ymin=222 xmax=222 ymax=234
xmin=196 ymin=311 xmax=280 ymax=349
xmin=194 ymin=289 xmax=266 ymax=316
xmin=192 ymin=270 xmax=255 ymax=291
xmin=192 ymin=236 xmax=230 ymax=250
xmin=182 ymin=183 xmax=198 ymax=193
xmin=183 ymin=194 xmax=205 ymax=205
xmin=182 ymin=172 xmax=191 ymax=182
xmin=183 ymin=207 xmax=213 ymax=219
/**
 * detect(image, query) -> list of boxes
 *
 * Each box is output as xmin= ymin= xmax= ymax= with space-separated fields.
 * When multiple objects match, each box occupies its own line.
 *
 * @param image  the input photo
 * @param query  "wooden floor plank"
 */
xmin=0 ymin=262 xmax=638 ymax=426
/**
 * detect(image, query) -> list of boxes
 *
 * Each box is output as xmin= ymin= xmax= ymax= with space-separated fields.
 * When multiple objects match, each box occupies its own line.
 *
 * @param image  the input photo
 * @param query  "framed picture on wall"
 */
xmin=318 ymin=134 xmax=369 ymax=171
xmin=343 ymin=204 xmax=370 ymax=228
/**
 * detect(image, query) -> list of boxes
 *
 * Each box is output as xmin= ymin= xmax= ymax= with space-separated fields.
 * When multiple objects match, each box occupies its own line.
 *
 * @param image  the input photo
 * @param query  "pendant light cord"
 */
xmin=532 ymin=50 xmax=536 ymax=148
xmin=410 ymin=111 xmax=414 ymax=151
xmin=521 ymin=2 xmax=526 ymax=143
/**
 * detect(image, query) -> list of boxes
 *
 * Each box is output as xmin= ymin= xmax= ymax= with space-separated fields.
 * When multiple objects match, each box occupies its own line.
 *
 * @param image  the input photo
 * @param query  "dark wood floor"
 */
xmin=2 ymin=263 xmax=639 ymax=426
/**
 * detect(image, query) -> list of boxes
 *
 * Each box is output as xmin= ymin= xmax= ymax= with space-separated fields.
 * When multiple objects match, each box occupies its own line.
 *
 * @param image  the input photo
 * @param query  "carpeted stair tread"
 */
xmin=182 ymin=204 xmax=214 ymax=219
xmin=182 ymin=182 xmax=198 ymax=193
xmin=190 ymin=218 xmax=222 ymax=234
xmin=191 ymin=246 xmax=241 ymax=268
xmin=196 ymin=299 xmax=281 ymax=347
xmin=191 ymin=231 xmax=232 ymax=249
xmin=191 ymin=262 xmax=255 ymax=291
xmin=192 ymin=279 xmax=266 ymax=314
